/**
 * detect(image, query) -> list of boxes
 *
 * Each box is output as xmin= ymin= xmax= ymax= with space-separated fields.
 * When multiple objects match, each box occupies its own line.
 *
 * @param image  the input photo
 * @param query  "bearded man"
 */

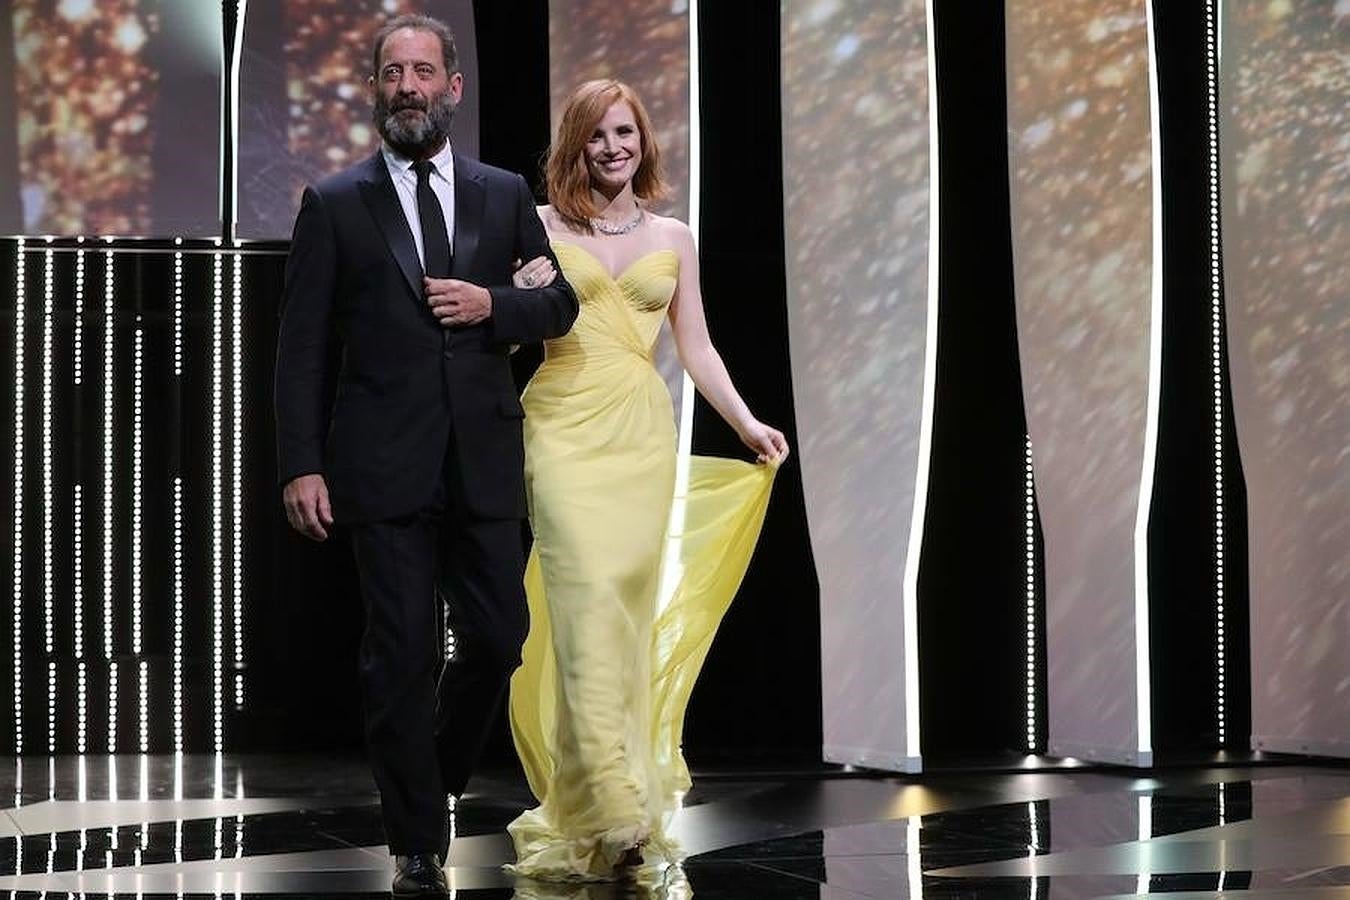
xmin=273 ymin=14 xmax=576 ymax=897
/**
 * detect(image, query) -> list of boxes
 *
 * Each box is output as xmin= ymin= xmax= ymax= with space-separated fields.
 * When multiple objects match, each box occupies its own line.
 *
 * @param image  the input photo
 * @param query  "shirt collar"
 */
xmin=382 ymin=139 xmax=455 ymax=180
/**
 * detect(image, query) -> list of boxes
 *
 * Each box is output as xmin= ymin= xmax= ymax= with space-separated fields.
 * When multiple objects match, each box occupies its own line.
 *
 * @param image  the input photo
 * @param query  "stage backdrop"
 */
xmin=1222 ymin=0 xmax=1350 ymax=758
xmin=235 ymin=0 xmax=479 ymax=241
xmin=1006 ymin=0 xmax=1158 ymax=765
xmin=0 ymin=0 xmax=222 ymax=237
xmin=782 ymin=0 xmax=932 ymax=773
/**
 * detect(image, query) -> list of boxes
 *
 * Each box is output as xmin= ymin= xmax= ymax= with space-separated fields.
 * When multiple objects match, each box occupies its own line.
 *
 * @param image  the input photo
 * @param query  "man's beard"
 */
xmin=374 ymin=89 xmax=456 ymax=158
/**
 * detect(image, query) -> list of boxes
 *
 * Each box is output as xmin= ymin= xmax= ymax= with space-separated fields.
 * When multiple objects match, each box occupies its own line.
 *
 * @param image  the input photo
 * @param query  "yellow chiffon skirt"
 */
xmin=508 ymin=369 xmax=775 ymax=882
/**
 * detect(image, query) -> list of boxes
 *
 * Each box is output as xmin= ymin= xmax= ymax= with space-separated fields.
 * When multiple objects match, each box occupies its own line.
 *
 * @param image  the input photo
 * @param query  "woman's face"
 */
xmin=584 ymin=101 xmax=642 ymax=195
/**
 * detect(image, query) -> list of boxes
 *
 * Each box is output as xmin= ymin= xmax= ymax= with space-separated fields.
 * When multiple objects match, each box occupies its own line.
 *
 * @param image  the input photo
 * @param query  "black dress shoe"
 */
xmin=393 ymin=853 xmax=449 ymax=897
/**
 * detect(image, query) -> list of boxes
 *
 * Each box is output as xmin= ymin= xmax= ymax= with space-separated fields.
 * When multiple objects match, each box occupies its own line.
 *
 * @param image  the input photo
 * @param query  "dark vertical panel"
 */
xmin=474 ymin=0 xmax=552 ymax=399
xmin=1148 ymin=1 xmax=1249 ymax=753
xmin=473 ymin=0 xmax=551 ymax=192
xmin=690 ymin=2 xmax=821 ymax=762
xmin=921 ymin=0 xmax=1032 ymax=759
xmin=1 ymin=240 xmax=21 ymax=752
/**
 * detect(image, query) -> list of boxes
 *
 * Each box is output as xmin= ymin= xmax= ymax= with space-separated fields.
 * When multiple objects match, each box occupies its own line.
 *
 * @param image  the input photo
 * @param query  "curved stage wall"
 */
xmin=782 ymin=0 xmax=933 ymax=773
xmin=1222 ymin=1 xmax=1350 ymax=759
xmin=1006 ymin=0 xmax=1159 ymax=765
xmin=236 ymin=0 xmax=479 ymax=241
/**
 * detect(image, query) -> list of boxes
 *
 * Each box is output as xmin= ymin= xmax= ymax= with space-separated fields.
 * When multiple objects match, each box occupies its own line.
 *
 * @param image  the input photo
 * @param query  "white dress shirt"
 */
xmin=381 ymin=140 xmax=456 ymax=271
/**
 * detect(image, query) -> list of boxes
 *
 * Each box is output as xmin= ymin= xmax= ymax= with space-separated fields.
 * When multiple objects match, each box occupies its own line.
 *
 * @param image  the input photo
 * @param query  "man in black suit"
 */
xmin=274 ymin=14 xmax=576 ymax=896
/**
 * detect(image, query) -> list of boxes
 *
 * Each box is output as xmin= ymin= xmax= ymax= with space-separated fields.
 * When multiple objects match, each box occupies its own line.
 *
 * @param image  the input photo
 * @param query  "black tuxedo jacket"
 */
xmin=274 ymin=151 xmax=578 ymax=523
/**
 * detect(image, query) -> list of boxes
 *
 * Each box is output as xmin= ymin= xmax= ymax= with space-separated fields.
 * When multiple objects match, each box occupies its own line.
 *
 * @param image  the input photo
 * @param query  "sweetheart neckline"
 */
xmin=552 ymin=241 xmax=678 ymax=284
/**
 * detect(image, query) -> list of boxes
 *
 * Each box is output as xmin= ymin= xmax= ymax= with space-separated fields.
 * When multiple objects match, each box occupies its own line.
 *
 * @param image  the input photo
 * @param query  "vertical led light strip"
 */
xmin=173 ymin=241 xmax=185 ymax=754
xmin=42 ymin=241 xmax=55 ymax=754
xmin=74 ymin=243 xmax=87 ymax=754
xmin=656 ymin=0 xmax=698 ymax=616
xmin=231 ymin=250 xmax=244 ymax=708
xmin=1025 ymin=436 xmax=1037 ymax=751
xmin=103 ymin=239 xmax=117 ymax=754
xmin=12 ymin=238 xmax=26 ymax=756
xmin=212 ymin=244 xmax=225 ymax=752
xmin=132 ymin=291 xmax=146 ymax=753
xmin=230 ymin=0 xmax=250 ymax=708
xmin=1206 ymin=0 xmax=1226 ymax=747
xmin=899 ymin=0 xmax=943 ymax=767
xmin=1135 ymin=0 xmax=1164 ymax=765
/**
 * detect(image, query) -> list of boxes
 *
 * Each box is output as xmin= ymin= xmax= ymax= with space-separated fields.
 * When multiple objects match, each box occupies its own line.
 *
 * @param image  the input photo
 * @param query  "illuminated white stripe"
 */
xmin=232 ymin=250 xmax=244 ymax=708
xmin=906 ymin=815 xmax=923 ymax=898
xmin=899 ymin=0 xmax=943 ymax=767
xmin=103 ymin=240 xmax=116 ymax=754
xmin=1207 ymin=0 xmax=1226 ymax=747
xmin=228 ymin=0 xmax=247 ymax=240
xmin=657 ymin=0 xmax=698 ymax=615
xmin=212 ymin=245 xmax=225 ymax=752
xmin=13 ymin=238 xmax=26 ymax=755
xmin=1135 ymin=0 xmax=1163 ymax=764
xmin=42 ymin=242 xmax=55 ymax=753
xmin=1029 ymin=800 xmax=1041 ymax=900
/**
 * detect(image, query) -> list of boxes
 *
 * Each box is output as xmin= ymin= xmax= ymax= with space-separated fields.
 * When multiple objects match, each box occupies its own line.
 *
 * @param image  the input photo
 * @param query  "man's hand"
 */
xmin=425 ymin=277 xmax=492 ymax=327
xmin=283 ymin=473 xmax=333 ymax=541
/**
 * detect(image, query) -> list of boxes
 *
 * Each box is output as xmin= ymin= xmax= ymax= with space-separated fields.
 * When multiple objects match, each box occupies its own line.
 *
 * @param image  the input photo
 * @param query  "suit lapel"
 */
xmin=357 ymin=153 xmax=423 ymax=304
xmin=451 ymin=153 xmax=485 ymax=279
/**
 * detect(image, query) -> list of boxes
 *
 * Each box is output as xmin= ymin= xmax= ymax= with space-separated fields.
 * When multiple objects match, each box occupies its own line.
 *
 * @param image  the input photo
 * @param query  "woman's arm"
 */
xmin=666 ymin=220 xmax=789 ymax=463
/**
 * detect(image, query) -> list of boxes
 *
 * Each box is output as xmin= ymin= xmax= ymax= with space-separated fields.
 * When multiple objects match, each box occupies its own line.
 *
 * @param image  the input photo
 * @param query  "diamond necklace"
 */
xmin=591 ymin=207 xmax=644 ymax=236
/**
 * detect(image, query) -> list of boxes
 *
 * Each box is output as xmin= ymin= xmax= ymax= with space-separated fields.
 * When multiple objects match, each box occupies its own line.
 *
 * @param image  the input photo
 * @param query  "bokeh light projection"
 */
xmin=1223 ymin=0 xmax=1350 ymax=756
xmin=1006 ymin=0 xmax=1156 ymax=764
xmin=236 ymin=0 xmax=479 ymax=240
xmin=783 ymin=0 xmax=931 ymax=772
xmin=0 ymin=0 xmax=222 ymax=237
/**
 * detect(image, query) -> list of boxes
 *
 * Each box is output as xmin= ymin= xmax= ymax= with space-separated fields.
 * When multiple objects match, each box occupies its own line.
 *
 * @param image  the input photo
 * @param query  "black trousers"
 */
xmin=349 ymin=434 xmax=528 ymax=856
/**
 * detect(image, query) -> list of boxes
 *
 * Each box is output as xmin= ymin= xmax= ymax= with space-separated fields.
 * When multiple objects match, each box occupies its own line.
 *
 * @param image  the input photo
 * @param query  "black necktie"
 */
xmin=413 ymin=159 xmax=452 ymax=278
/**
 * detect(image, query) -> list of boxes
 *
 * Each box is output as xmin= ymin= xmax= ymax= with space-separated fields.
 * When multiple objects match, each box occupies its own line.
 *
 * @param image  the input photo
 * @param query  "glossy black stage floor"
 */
xmin=1 ymin=754 xmax=1347 ymax=898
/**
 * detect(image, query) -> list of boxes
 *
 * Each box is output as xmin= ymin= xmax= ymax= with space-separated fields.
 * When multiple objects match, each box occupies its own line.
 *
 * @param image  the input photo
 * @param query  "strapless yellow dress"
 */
xmin=506 ymin=242 xmax=776 ymax=881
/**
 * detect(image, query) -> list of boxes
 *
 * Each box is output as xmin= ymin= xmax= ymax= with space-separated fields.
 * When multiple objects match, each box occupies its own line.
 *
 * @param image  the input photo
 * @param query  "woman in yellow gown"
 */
xmin=504 ymin=79 xmax=790 ymax=883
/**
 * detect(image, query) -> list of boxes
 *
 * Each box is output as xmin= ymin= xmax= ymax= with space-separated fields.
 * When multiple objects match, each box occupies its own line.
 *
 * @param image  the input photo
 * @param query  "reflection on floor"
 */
xmin=0 ymin=755 xmax=1347 ymax=898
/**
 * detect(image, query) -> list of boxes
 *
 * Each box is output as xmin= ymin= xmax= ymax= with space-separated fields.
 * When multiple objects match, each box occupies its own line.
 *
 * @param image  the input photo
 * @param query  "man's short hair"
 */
xmin=371 ymin=14 xmax=459 ymax=77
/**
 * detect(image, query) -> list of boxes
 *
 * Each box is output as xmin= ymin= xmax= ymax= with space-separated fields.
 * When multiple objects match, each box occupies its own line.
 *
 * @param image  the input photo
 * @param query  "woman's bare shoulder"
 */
xmin=535 ymin=204 xmax=565 ymax=241
xmin=646 ymin=212 xmax=695 ymax=251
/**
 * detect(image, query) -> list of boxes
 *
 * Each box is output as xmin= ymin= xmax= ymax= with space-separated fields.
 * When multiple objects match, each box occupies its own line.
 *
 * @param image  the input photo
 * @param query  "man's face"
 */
xmin=370 ymin=27 xmax=463 ymax=156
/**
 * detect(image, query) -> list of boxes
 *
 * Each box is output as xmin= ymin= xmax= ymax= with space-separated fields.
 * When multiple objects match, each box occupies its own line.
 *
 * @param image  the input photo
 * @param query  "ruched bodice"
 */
xmin=541 ymin=243 xmax=678 ymax=363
